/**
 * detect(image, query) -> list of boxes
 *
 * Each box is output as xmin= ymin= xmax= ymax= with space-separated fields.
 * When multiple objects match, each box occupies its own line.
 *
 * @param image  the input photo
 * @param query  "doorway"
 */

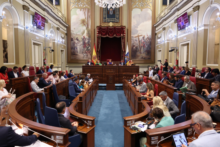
xmin=61 ymin=50 xmax=65 ymax=71
xmin=32 ymin=41 xmax=43 ymax=68
xmin=179 ymin=42 xmax=190 ymax=67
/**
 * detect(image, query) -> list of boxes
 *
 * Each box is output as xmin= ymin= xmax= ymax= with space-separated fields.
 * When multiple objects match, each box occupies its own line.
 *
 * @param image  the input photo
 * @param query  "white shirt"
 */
xmin=13 ymin=72 xmax=18 ymax=78
xmin=149 ymin=70 xmax=153 ymax=78
xmin=30 ymin=81 xmax=43 ymax=92
xmin=60 ymin=76 xmax=66 ymax=82
xmin=0 ymin=88 xmax=8 ymax=100
xmin=21 ymin=70 xmax=29 ymax=77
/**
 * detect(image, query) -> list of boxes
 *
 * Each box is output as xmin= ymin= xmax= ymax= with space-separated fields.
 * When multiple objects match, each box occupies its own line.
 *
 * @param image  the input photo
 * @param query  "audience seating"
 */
xmin=166 ymin=72 xmax=170 ymax=79
xmin=7 ymin=68 xmax=12 ymax=73
xmin=154 ymin=84 xmax=158 ymax=96
xmin=36 ymin=67 xmax=39 ymax=74
xmin=190 ymin=76 xmax=196 ymax=86
xmin=181 ymin=101 xmax=186 ymax=115
xmin=27 ymin=77 xmax=32 ymax=92
xmin=42 ymin=67 xmax=45 ymax=72
xmin=191 ymin=67 xmax=196 ymax=76
xmin=52 ymin=84 xmax=71 ymax=106
xmin=160 ymin=66 xmax=163 ymax=70
xmin=47 ymin=72 xmax=51 ymax=77
xmin=179 ymin=66 xmax=182 ymax=71
xmin=148 ymin=80 xmax=151 ymax=83
xmin=36 ymin=98 xmax=45 ymax=124
xmin=172 ymin=92 xmax=179 ymax=107
xmin=201 ymin=67 xmax=206 ymax=73
xmin=65 ymin=70 xmax=68 ymax=76
xmin=29 ymin=66 xmax=35 ymax=76
xmin=174 ymin=114 xmax=186 ymax=124
xmin=46 ymin=66 xmax=49 ymax=72
xmin=18 ymin=67 xmax=22 ymax=74
xmin=143 ymin=76 xmax=147 ymax=83
xmin=173 ymin=66 xmax=176 ymax=70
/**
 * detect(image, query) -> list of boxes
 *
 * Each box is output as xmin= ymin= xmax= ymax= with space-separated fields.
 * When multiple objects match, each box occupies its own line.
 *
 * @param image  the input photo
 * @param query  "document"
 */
xmin=16 ymin=140 xmax=53 ymax=147
xmin=131 ymin=121 xmax=148 ymax=132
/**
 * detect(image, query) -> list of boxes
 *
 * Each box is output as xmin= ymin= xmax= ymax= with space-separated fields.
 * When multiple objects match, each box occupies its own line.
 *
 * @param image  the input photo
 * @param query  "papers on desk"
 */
xmin=180 ymin=87 xmax=187 ymax=93
xmin=131 ymin=121 xmax=148 ymax=132
xmin=16 ymin=140 xmax=53 ymax=147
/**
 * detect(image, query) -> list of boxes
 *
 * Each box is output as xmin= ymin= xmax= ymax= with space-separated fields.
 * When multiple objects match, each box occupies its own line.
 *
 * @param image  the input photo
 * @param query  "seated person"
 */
xmin=199 ymin=67 xmax=213 ymax=79
xmin=0 ymin=126 xmax=39 ymax=147
xmin=96 ymin=60 xmax=102 ymax=66
xmin=48 ymin=65 xmax=54 ymax=72
xmin=131 ymin=74 xmax=137 ymax=85
xmin=185 ymin=67 xmax=191 ymax=75
xmin=54 ymin=71 xmax=60 ymax=83
xmin=87 ymin=59 xmax=94 ymax=65
xmin=160 ymin=73 xmax=168 ymax=83
xmin=182 ymin=111 xmax=220 ymax=147
xmin=210 ymin=89 xmax=220 ymax=107
xmin=85 ymin=73 xmax=91 ymax=82
xmin=198 ymin=81 xmax=219 ymax=102
xmin=127 ymin=60 xmax=134 ymax=66
xmin=182 ymin=76 xmax=197 ymax=93
xmin=68 ymin=70 xmax=74 ymax=78
xmin=55 ymin=102 xmax=81 ymax=138
xmin=159 ymin=91 xmax=179 ymax=117
xmin=79 ymin=80 xmax=85 ymax=89
xmin=46 ymin=72 xmax=57 ymax=84
xmin=37 ymin=66 xmax=44 ymax=74
xmin=180 ymin=66 xmax=186 ymax=75
xmin=174 ymin=66 xmax=181 ymax=74
xmin=167 ymin=73 xmax=175 ymax=86
xmin=149 ymin=67 xmax=153 ymax=78
xmin=136 ymin=79 xmax=147 ymax=93
xmin=141 ymin=83 xmax=154 ymax=101
xmin=38 ymin=73 xmax=51 ymax=88
xmin=140 ymin=108 xmax=174 ymax=147
xmin=73 ymin=78 xmax=85 ymax=93
xmin=168 ymin=66 xmax=174 ymax=73
xmin=154 ymin=104 xmax=171 ymax=117
xmin=108 ymin=59 xmax=113 ymax=65
xmin=21 ymin=65 xmax=29 ymax=77
xmin=151 ymin=71 xmax=160 ymax=81
xmin=0 ymin=80 xmax=12 ymax=104
xmin=30 ymin=77 xmax=44 ymax=92
xmin=174 ymin=75 xmax=183 ymax=90
xmin=119 ymin=60 xmax=125 ymax=66
xmin=154 ymin=64 xmax=159 ymax=73
xmin=63 ymin=70 xmax=68 ymax=78
xmin=152 ymin=97 xmax=171 ymax=117
xmin=60 ymin=72 xmax=67 ymax=82
xmin=8 ymin=66 xmax=20 ymax=79
xmin=211 ymin=69 xmax=220 ymax=82
xmin=84 ymin=81 xmax=89 ymax=90
xmin=0 ymin=66 xmax=9 ymax=84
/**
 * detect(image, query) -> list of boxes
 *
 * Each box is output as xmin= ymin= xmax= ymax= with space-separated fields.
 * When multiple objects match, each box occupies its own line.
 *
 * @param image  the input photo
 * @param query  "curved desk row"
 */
xmin=123 ymin=79 xmax=211 ymax=147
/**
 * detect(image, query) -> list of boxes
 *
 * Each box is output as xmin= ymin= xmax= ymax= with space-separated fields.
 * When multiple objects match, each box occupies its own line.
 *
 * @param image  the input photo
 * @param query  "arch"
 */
xmin=166 ymin=28 xmax=174 ymax=40
xmin=202 ymin=3 xmax=220 ymax=25
xmin=48 ymin=28 xmax=56 ymax=39
xmin=0 ymin=2 xmax=20 ymax=25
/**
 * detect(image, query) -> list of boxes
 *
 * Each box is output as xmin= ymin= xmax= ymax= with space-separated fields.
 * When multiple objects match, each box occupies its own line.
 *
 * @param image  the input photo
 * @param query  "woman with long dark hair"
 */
xmin=0 ymin=66 xmax=9 ymax=83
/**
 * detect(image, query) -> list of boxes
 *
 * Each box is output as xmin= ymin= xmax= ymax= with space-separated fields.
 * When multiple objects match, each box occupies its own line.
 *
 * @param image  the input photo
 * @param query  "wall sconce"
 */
xmin=216 ymin=12 xmax=220 ymax=22
xmin=0 ymin=11 xmax=6 ymax=20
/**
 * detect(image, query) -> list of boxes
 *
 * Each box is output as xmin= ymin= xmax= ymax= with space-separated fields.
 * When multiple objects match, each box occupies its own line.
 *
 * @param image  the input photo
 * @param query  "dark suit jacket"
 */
xmin=161 ymin=76 xmax=168 ymax=83
xmin=73 ymin=81 xmax=82 ymax=93
xmin=38 ymin=77 xmax=51 ymax=88
xmin=85 ymin=76 xmax=90 ymax=82
xmin=87 ymin=62 xmax=94 ymax=65
xmin=37 ymin=70 xmax=44 ymax=74
xmin=174 ymin=79 xmax=184 ymax=90
xmin=68 ymin=73 xmax=74 ymax=78
xmin=58 ymin=114 xmax=77 ymax=136
xmin=168 ymin=68 xmax=174 ymax=73
xmin=201 ymin=72 xmax=213 ymax=79
xmin=8 ymin=71 xmax=20 ymax=79
xmin=0 ymin=126 xmax=37 ymax=147
xmin=64 ymin=75 xmax=67 ymax=78
xmin=154 ymin=67 xmax=159 ymax=73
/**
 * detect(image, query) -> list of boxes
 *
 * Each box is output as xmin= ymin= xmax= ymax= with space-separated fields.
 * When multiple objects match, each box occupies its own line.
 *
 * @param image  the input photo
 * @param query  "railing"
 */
xmin=40 ymin=0 xmax=66 ymax=22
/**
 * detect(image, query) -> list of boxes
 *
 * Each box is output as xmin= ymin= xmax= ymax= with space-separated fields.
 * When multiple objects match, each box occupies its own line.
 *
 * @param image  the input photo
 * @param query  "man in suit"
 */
xmin=73 ymin=78 xmax=84 ymax=93
xmin=161 ymin=73 xmax=168 ymax=83
xmin=182 ymin=111 xmax=220 ymax=147
xmin=38 ymin=73 xmax=51 ymax=88
xmin=68 ymin=70 xmax=74 ymax=78
xmin=85 ymin=73 xmax=91 ymax=82
xmin=200 ymin=67 xmax=213 ymax=79
xmin=180 ymin=66 xmax=186 ymax=75
xmin=162 ymin=59 xmax=168 ymax=72
xmin=119 ymin=60 xmax=125 ymax=66
xmin=87 ymin=59 xmax=94 ymax=65
xmin=159 ymin=91 xmax=179 ymax=117
xmin=8 ymin=66 xmax=20 ymax=79
xmin=211 ymin=69 xmax=220 ymax=82
xmin=174 ymin=75 xmax=183 ymax=90
xmin=136 ymin=79 xmax=147 ymax=93
xmin=154 ymin=64 xmax=159 ymax=73
xmin=181 ymin=76 xmax=197 ymax=93
xmin=168 ymin=66 xmax=174 ymax=73
xmin=56 ymin=101 xmax=82 ymax=146
xmin=37 ymin=66 xmax=44 ymax=74
xmin=0 ymin=126 xmax=39 ymax=147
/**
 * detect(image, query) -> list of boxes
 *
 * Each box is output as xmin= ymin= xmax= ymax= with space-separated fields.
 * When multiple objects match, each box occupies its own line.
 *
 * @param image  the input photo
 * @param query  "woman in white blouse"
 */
xmin=21 ymin=65 xmax=29 ymax=77
xmin=0 ymin=80 xmax=11 ymax=102
xmin=60 ymin=72 xmax=66 ymax=82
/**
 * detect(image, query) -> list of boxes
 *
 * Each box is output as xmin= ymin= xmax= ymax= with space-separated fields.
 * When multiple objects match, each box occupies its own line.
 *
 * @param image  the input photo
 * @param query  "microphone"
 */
xmin=156 ymin=134 xmax=172 ymax=147
xmin=9 ymin=119 xmax=60 ymax=147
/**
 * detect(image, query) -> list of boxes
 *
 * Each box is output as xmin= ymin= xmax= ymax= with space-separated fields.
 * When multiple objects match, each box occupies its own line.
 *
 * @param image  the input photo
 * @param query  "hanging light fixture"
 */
xmin=95 ymin=0 xmax=126 ymax=9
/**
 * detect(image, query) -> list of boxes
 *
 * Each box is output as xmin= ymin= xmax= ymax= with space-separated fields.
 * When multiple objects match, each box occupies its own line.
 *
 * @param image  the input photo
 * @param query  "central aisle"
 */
xmin=88 ymin=90 xmax=133 ymax=147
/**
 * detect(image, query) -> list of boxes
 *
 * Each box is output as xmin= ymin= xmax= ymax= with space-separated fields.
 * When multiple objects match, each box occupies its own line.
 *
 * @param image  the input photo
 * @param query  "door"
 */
xmin=157 ymin=50 xmax=162 ymax=64
xmin=33 ymin=43 xmax=42 ymax=68
xmin=61 ymin=50 xmax=65 ymax=71
xmin=179 ymin=44 xmax=189 ymax=66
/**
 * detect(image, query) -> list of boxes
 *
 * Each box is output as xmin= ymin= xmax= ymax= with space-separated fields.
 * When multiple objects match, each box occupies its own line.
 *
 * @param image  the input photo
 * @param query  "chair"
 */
xmin=190 ymin=77 xmax=196 ymax=86
xmin=7 ymin=68 xmax=12 ymax=73
xmin=143 ymin=76 xmax=147 ymax=83
xmin=136 ymin=74 xmax=138 ymax=77
xmin=46 ymin=66 xmax=49 ymax=72
xmin=174 ymin=114 xmax=186 ymax=124
xmin=181 ymin=101 xmax=186 ymax=115
xmin=65 ymin=70 xmax=68 ymax=76
xmin=44 ymin=106 xmax=81 ymax=147
xmin=148 ymin=80 xmax=151 ymax=83
xmin=36 ymin=98 xmax=45 ymax=124
xmin=36 ymin=67 xmax=39 ymax=74
xmin=173 ymin=66 xmax=176 ymax=70
xmin=154 ymin=84 xmax=158 ymax=96
xmin=191 ymin=67 xmax=196 ymax=76
xmin=166 ymin=73 xmax=170 ymax=79
xmin=179 ymin=66 xmax=182 ymax=71
xmin=27 ymin=77 xmax=32 ymax=92
xmin=29 ymin=66 xmax=35 ymax=76
xmin=42 ymin=67 xmax=45 ymax=72
xmin=160 ymin=65 xmax=163 ymax=71
xmin=52 ymin=84 xmax=71 ymax=106
xmin=202 ymin=67 xmax=206 ymax=73
xmin=172 ymin=92 xmax=179 ymax=107
xmin=181 ymin=76 xmax=184 ymax=82
xmin=47 ymin=72 xmax=51 ymax=77
xmin=18 ymin=67 xmax=22 ymax=74
xmin=42 ymin=93 xmax=46 ymax=115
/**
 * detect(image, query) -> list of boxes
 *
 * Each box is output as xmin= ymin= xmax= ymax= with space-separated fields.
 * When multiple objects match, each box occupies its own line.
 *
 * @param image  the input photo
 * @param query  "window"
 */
xmin=207 ymin=9 xmax=220 ymax=65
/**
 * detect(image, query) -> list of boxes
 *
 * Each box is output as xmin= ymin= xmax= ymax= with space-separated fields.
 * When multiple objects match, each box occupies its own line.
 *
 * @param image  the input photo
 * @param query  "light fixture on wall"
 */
xmin=95 ymin=0 xmax=126 ymax=9
xmin=216 ymin=12 xmax=220 ymax=22
xmin=0 ymin=11 xmax=6 ymax=20
xmin=44 ymin=47 xmax=54 ymax=53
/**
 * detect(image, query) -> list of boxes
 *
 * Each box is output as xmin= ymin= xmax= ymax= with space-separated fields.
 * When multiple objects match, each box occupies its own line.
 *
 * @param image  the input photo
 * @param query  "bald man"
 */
xmin=182 ymin=111 xmax=220 ymax=147
xmin=38 ymin=73 xmax=51 ymax=88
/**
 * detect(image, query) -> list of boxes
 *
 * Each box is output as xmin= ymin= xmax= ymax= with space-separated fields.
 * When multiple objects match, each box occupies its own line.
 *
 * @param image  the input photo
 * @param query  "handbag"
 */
xmin=210 ymin=105 xmax=220 ymax=122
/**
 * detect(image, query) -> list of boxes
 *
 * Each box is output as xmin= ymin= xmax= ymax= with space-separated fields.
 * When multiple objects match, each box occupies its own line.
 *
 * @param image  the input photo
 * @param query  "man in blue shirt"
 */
xmin=180 ymin=67 xmax=186 ymax=75
xmin=174 ymin=75 xmax=183 ymax=90
xmin=68 ymin=70 xmax=74 ymax=78
xmin=37 ymin=66 xmax=45 ymax=74
xmin=48 ymin=65 xmax=53 ymax=72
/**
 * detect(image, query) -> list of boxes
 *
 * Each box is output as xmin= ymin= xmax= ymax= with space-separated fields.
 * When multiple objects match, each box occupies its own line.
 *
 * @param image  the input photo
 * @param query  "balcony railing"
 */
xmin=40 ymin=0 xmax=66 ymax=22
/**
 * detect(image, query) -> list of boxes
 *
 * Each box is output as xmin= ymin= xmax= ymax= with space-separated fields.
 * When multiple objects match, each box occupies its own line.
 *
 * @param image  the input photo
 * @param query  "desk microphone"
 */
xmin=156 ymin=134 xmax=172 ymax=147
xmin=9 ymin=119 xmax=60 ymax=147
xmin=70 ymin=114 xmax=90 ymax=126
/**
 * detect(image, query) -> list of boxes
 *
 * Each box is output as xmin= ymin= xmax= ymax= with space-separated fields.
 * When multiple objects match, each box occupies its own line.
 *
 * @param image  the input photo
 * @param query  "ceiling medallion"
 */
xmin=95 ymin=0 xmax=126 ymax=9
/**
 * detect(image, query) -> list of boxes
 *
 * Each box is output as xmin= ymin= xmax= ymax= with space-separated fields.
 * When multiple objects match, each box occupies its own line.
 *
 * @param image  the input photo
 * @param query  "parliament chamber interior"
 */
xmin=1 ymin=0 xmax=220 ymax=147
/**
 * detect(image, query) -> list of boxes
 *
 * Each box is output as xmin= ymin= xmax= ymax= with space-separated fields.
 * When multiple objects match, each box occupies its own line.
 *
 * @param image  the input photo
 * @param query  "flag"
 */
xmin=92 ymin=44 xmax=97 ymax=64
xmin=125 ymin=44 xmax=129 ymax=64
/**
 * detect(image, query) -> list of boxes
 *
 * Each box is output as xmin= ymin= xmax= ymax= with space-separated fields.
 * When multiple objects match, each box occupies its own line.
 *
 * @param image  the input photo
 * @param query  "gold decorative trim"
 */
xmin=45 ymin=19 xmax=48 ymax=23
xmin=22 ymin=5 xmax=30 ymax=12
xmin=193 ymin=5 xmax=200 ymax=12
xmin=174 ymin=19 xmax=177 ymax=23
xmin=70 ymin=0 xmax=91 ymax=9
xmin=57 ymin=27 xmax=60 ymax=31
xmin=132 ymin=0 xmax=152 ymax=11
xmin=100 ymin=7 xmax=122 ymax=26
xmin=162 ymin=27 xmax=166 ymax=31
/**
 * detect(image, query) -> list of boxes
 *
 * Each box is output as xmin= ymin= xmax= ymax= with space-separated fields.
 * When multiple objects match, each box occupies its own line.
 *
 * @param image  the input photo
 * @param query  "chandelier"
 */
xmin=95 ymin=0 xmax=126 ymax=9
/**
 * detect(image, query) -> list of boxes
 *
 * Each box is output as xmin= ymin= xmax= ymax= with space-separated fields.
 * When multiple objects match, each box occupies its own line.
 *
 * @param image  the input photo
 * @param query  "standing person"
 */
xmin=21 ymin=65 xmax=29 ymax=77
xmin=181 ymin=111 xmax=220 ymax=147
xmin=162 ymin=59 xmax=168 ymax=72
xmin=149 ymin=67 xmax=154 ymax=78
xmin=48 ymin=65 xmax=54 ymax=72
xmin=154 ymin=65 xmax=159 ymax=73
xmin=8 ymin=66 xmax=20 ymax=79
xmin=0 ymin=66 xmax=9 ymax=84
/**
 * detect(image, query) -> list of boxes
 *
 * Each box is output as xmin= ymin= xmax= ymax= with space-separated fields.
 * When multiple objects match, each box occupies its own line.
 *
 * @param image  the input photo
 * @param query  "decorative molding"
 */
xmin=131 ymin=0 xmax=152 ymax=11
xmin=193 ymin=5 xmax=200 ymax=12
xmin=174 ymin=19 xmax=177 ymax=23
xmin=57 ymin=27 xmax=60 ymax=31
xmin=45 ymin=19 xmax=48 ymax=23
xmin=22 ymin=5 xmax=30 ymax=12
xmin=162 ymin=27 xmax=166 ymax=31
xmin=70 ymin=0 xmax=91 ymax=9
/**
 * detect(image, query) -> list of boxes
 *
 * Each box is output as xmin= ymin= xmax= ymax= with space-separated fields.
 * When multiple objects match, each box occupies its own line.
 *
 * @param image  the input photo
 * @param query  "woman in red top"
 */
xmin=0 ymin=66 xmax=9 ymax=84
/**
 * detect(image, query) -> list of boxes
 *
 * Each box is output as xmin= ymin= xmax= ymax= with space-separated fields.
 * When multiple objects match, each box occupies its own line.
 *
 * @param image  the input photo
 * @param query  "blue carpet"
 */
xmin=88 ymin=90 xmax=133 ymax=147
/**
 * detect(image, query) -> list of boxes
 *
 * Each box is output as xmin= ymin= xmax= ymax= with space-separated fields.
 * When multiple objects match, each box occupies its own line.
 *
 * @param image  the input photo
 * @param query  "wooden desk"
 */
xmin=196 ymin=78 xmax=212 ymax=95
